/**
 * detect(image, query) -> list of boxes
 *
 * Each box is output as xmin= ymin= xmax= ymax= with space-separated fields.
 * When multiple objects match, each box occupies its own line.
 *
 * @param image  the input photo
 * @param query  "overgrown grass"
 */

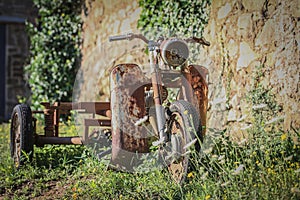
xmin=0 ymin=123 xmax=85 ymax=199
xmin=1 ymin=119 xmax=299 ymax=199
xmin=0 ymin=66 xmax=299 ymax=199
xmin=187 ymin=128 xmax=299 ymax=199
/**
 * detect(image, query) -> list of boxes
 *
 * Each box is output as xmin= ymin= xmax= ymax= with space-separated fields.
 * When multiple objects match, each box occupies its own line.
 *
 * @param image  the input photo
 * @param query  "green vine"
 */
xmin=138 ymin=0 xmax=211 ymax=38
xmin=25 ymin=0 xmax=82 ymax=109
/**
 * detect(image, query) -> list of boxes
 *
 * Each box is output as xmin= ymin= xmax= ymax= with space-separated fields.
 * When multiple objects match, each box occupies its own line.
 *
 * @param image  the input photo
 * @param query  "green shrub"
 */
xmin=25 ymin=0 xmax=82 ymax=109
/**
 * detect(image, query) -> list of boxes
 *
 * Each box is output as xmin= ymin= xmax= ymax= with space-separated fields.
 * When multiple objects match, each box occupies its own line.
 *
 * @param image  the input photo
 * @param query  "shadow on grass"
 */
xmin=33 ymin=145 xmax=86 ymax=170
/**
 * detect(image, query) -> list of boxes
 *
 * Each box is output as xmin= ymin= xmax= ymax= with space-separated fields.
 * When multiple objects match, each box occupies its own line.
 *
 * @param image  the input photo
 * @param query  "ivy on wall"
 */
xmin=25 ymin=0 xmax=82 ymax=109
xmin=137 ymin=0 xmax=211 ymax=38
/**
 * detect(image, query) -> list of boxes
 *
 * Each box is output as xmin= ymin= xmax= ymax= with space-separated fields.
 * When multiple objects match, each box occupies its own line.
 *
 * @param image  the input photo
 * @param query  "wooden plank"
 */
xmin=79 ymin=102 xmax=110 ymax=113
xmin=84 ymin=118 xmax=111 ymax=127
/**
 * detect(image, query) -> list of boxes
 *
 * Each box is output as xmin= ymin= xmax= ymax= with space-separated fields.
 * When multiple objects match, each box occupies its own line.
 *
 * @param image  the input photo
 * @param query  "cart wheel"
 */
xmin=10 ymin=104 xmax=34 ymax=168
xmin=166 ymin=100 xmax=201 ymax=184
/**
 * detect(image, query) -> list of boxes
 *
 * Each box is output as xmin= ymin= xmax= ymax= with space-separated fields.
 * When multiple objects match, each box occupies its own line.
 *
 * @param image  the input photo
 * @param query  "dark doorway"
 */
xmin=0 ymin=24 xmax=5 ymax=121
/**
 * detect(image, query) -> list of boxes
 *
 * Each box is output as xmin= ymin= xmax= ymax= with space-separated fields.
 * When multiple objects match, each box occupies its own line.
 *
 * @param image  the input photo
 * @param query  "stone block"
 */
xmin=227 ymin=109 xmax=237 ymax=122
xmin=131 ymin=7 xmax=141 ymax=21
xmin=255 ymin=19 xmax=275 ymax=48
xmin=217 ymin=3 xmax=232 ymax=19
xmin=227 ymin=39 xmax=238 ymax=57
xmin=212 ymin=0 xmax=227 ymax=10
xmin=103 ymin=0 xmax=120 ymax=11
xmin=94 ymin=6 xmax=104 ymax=18
xmin=238 ymin=13 xmax=252 ymax=30
xmin=291 ymin=0 xmax=300 ymax=18
xmin=113 ymin=20 xmax=120 ymax=33
xmin=230 ymin=94 xmax=239 ymax=109
xmin=208 ymin=19 xmax=216 ymax=38
xmin=230 ymin=78 xmax=237 ymax=93
xmin=237 ymin=42 xmax=258 ymax=70
xmin=241 ymin=0 xmax=265 ymax=11
xmin=118 ymin=9 xmax=126 ymax=18
xmin=266 ymin=0 xmax=277 ymax=16
xmin=266 ymin=52 xmax=275 ymax=67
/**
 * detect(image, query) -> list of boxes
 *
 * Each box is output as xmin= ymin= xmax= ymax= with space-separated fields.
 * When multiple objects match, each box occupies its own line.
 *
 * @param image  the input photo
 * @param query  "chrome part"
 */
xmin=161 ymin=39 xmax=189 ymax=67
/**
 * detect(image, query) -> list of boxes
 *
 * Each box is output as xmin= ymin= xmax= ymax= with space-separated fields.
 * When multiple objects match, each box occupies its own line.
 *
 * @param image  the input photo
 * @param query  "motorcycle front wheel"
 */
xmin=165 ymin=100 xmax=202 ymax=184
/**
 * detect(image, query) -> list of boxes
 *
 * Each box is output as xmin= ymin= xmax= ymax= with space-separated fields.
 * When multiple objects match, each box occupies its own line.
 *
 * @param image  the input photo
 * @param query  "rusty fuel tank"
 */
xmin=110 ymin=64 xmax=152 ymax=170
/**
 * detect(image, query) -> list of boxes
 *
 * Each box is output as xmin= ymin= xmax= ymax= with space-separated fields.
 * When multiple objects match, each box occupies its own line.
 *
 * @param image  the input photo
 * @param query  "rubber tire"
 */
xmin=10 ymin=104 xmax=34 ymax=168
xmin=167 ymin=100 xmax=202 ymax=184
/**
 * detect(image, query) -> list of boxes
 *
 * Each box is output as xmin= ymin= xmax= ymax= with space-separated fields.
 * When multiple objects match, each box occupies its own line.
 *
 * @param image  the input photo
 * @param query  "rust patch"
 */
xmin=183 ymin=65 xmax=209 ymax=135
xmin=110 ymin=64 xmax=151 ymax=167
xmin=41 ymin=103 xmax=55 ymax=137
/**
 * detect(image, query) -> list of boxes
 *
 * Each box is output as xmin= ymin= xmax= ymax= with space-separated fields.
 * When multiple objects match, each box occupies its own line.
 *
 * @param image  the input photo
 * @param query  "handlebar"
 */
xmin=108 ymin=34 xmax=130 ymax=41
xmin=185 ymin=37 xmax=210 ymax=46
xmin=109 ymin=33 xmax=210 ymax=46
xmin=109 ymin=33 xmax=149 ymax=43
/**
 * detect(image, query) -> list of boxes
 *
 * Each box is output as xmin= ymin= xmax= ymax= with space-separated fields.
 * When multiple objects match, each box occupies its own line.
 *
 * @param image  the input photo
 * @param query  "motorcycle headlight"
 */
xmin=160 ymin=38 xmax=189 ymax=67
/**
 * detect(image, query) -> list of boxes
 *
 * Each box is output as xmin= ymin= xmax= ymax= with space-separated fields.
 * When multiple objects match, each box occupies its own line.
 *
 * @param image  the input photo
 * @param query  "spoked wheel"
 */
xmin=166 ymin=100 xmax=201 ymax=184
xmin=10 ymin=104 xmax=34 ymax=168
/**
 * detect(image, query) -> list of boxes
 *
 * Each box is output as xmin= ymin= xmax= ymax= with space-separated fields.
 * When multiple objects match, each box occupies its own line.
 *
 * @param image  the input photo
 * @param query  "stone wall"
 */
xmin=80 ymin=0 xmax=299 ymax=134
xmin=0 ymin=0 xmax=36 ymax=120
xmin=200 ymin=0 xmax=299 ymax=136
xmin=0 ymin=0 xmax=35 ymax=17
xmin=78 ymin=0 xmax=145 ymax=102
xmin=5 ymin=24 xmax=31 ymax=118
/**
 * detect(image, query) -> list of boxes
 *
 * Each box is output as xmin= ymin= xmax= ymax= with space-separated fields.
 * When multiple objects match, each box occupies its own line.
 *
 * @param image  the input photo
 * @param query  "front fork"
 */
xmin=149 ymin=47 xmax=166 ymax=145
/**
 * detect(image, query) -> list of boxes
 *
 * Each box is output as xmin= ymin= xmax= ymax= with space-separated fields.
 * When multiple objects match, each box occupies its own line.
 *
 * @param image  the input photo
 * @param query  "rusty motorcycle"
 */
xmin=10 ymin=32 xmax=209 ymax=183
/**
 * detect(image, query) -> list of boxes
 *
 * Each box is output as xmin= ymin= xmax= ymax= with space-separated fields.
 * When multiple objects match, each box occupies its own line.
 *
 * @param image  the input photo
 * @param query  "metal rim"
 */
xmin=167 ymin=112 xmax=189 ymax=183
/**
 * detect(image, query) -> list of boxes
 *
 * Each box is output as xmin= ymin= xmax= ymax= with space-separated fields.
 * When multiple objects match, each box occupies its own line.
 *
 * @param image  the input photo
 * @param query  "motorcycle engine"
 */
xmin=160 ymin=38 xmax=189 ymax=67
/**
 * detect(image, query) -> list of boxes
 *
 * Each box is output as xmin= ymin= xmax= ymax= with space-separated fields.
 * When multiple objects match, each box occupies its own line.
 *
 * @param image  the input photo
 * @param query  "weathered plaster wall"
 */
xmin=80 ymin=0 xmax=299 ymax=135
